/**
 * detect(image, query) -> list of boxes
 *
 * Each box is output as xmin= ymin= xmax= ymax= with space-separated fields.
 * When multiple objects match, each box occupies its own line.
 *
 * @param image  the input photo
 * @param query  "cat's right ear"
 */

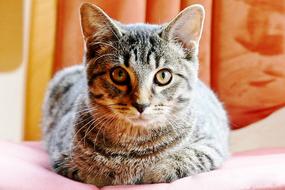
xmin=80 ymin=3 xmax=122 ymax=40
xmin=161 ymin=5 xmax=205 ymax=55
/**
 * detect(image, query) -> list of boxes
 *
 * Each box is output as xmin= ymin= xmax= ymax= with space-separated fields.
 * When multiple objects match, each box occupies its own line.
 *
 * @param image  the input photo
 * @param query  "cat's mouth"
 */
xmin=127 ymin=114 xmax=152 ymax=126
xmin=113 ymin=108 xmax=163 ymax=126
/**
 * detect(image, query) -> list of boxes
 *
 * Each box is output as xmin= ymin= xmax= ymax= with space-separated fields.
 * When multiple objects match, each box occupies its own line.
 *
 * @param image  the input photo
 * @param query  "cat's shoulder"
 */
xmin=51 ymin=64 xmax=85 ymax=84
xmin=45 ymin=64 xmax=85 ymax=100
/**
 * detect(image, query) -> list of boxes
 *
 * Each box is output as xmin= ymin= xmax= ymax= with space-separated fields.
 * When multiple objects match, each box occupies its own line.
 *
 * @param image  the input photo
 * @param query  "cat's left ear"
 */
xmin=161 ymin=4 xmax=205 ymax=54
xmin=80 ymin=3 xmax=122 ymax=40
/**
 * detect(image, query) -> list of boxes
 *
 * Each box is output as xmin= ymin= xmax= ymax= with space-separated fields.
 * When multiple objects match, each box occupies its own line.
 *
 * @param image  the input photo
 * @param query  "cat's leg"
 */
xmin=142 ymin=142 xmax=228 ymax=183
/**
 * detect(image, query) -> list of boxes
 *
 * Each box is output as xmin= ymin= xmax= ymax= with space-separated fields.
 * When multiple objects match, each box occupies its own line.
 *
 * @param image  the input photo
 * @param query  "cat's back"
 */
xmin=42 ymin=64 xmax=86 ymax=134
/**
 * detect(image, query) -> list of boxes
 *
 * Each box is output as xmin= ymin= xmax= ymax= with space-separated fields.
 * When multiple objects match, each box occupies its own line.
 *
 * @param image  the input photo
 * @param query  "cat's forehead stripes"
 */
xmin=119 ymin=32 xmax=165 ymax=71
xmin=123 ymin=53 xmax=130 ymax=67
xmin=148 ymin=53 xmax=157 ymax=70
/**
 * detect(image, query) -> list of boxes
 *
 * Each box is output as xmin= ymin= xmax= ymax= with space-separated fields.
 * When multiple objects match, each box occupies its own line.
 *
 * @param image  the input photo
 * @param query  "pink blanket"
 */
xmin=0 ymin=141 xmax=285 ymax=190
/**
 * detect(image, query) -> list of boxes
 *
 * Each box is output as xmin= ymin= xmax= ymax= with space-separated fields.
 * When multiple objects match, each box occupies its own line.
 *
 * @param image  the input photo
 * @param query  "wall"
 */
xmin=0 ymin=0 xmax=30 ymax=141
xmin=24 ymin=0 xmax=57 ymax=140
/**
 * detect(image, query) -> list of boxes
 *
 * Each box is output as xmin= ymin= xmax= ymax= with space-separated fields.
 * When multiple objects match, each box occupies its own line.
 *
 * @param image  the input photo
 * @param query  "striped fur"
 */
xmin=42 ymin=3 xmax=229 ymax=187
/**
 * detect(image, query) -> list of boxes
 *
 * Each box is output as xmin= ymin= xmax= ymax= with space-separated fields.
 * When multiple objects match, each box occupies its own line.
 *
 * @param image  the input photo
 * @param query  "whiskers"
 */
xmin=157 ymin=106 xmax=192 ymax=139
xmin=91 ymin=53 xmax=119 ymax=64
xmin=69 ymin=104 xmax=117 ymax=159
xmin=89 ymin=41 xmax=119 ymax=52
xmin=68 ymin=101 xmax=189 ymax=163
xmin=105 ymin=103 xmax=130 ymax=115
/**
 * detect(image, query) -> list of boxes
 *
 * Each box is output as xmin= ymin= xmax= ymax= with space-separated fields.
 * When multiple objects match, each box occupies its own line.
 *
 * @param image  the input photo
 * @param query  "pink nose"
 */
xmin=132 ymin=102 xmax=149 ymax=113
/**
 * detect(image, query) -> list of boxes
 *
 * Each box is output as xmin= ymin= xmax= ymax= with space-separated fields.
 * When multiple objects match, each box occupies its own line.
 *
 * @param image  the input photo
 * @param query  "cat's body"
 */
xmin=42 ymin=3 xmax=229 ymax=187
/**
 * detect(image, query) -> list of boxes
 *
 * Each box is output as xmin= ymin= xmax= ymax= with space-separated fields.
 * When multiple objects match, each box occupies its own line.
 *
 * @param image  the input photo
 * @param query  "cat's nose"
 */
xmin=132 ymin=102 xmax=150 ymax=113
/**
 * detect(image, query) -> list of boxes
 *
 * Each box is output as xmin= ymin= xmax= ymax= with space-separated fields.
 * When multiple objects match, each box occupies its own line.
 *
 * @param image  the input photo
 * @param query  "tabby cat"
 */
xmin=42 ymin=3 xmax=229 ymax=187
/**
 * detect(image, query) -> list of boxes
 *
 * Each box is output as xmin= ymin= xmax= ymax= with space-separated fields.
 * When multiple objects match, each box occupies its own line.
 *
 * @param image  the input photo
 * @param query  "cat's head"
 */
xmin=80 ymin=3 xmax=204 ymax=127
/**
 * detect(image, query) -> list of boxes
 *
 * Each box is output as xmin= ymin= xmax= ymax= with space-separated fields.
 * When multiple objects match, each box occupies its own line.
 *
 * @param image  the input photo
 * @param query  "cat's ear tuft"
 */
xmin=80 ymin=3 xmax=122 ymax=40
xmin=162 ymin=4 xmax=205 ymax=52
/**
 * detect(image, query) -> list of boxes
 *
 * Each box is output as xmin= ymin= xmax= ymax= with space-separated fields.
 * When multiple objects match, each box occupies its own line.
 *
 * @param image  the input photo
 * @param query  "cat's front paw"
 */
xmin=142 ymin=164 xmax=188 ymax=184
xmin=52 ymin=159 xmax=82 ymax=182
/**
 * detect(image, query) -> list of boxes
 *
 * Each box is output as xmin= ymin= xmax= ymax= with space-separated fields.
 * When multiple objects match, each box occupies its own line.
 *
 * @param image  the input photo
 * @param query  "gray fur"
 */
xmin=42 ymin=3 xmax=229 ymax=187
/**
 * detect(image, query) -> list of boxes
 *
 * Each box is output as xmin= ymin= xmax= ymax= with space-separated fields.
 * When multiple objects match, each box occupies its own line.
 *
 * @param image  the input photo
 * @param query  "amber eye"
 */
xmin=110 ymin=66 xmax=129 ymax=85
xmin=154 ymin=69 xmax=172 ymax=86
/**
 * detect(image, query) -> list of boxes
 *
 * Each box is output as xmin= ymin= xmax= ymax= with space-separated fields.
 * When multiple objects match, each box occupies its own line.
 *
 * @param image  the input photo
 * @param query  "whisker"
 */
xmin=93 ymin=53 xmax=118 ymax=64
xmin=84 ymin=113 xmax=113 ymax=145
xmin=92 ymin=114 xmax=116 ymax=148
xmin=71 ymin=111 xmax=110 ymax=157
xmin=70 ymin=116 xmax=96 ymax=159
xmin=89 ymin=41 xmax=119 ymax=51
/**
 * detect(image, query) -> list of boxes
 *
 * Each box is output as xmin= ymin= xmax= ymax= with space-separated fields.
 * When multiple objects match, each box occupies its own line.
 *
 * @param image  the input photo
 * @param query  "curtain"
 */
xmin=212 ymin=0 xmax=285 ymax=127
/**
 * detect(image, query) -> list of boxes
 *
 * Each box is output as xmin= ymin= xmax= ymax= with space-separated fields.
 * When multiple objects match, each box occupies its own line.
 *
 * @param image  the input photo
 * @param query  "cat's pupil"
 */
xmin=118 ymin=70 xmax=123 ymax=78
xmin=161 ymin=72 xmax=165 ymax=79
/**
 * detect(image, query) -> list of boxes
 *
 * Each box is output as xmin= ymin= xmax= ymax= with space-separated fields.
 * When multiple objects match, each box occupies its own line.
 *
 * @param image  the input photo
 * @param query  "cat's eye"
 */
xmin=154 ymin=69 xmax=172 ymax=86
xmin=110 ymin=66 xmax=129 ymax=85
